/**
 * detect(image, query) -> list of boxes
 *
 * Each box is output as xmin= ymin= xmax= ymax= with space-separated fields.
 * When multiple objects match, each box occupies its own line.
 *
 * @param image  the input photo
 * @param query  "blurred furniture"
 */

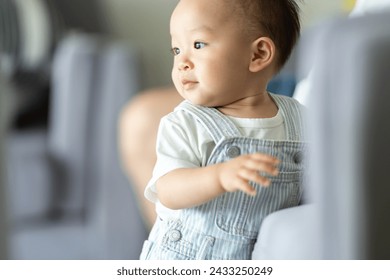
xmin=0 ymin=0 xmax=106 ymax=131
xmin=0 ymin=78 xmax=10 ymax=259
xmin=1 ymin=0 xmax=148 ymax=260
xmin=253 ymin=11 xmax=390 ymax=259
xmin=309 ymin=11 xmax=390 ymax=259
xmin=4 ymin=34 xmax=147 ymax=259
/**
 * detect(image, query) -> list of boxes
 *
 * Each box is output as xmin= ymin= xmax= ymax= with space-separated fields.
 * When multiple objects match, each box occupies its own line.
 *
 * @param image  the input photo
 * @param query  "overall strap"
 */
xmin=176 ymin=101 xmax=242 ymax=143
xmin=271 ymin=93 xmax=305 ymax=141
xmin=177 ymin=95 xmax=305 ymax=143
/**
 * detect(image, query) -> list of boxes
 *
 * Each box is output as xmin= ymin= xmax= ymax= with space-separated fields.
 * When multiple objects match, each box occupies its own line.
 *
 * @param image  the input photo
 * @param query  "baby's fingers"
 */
xmin=245 ymin=154 xmax=279 ymax=176
xmin=250 ymin=153 xmax=280 ymax=165
xmin=238 ymin=168 xmax=271 ymax=187
xmin=235 ymin=177 xmax=257 ymax=196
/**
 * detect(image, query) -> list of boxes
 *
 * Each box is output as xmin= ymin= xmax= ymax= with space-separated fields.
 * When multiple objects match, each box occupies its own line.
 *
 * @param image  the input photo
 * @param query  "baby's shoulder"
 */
xmin=163 ymin=101 xmax=198 ymax=123
xmin=159 ymin=101 xmax=204 ymax=134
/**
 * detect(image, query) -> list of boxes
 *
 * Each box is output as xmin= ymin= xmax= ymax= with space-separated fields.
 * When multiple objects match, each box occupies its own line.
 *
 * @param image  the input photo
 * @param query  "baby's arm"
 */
xmin=156 ymin=153 xmax=279 ymax=210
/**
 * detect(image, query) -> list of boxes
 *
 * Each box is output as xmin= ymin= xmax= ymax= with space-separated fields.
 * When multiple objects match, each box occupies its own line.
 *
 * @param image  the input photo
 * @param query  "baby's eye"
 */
xmin=171 ymin=47 xmax=180 ymax=56
xmin=194 ymin=42 xmax=206 ymax=49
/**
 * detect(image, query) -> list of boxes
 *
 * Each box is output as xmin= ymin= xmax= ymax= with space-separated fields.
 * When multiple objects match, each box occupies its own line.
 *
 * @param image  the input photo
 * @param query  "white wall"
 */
xmin=99 ymin=0 xmax=178 ymax=89
xmin=100 ymin=0 xmax=346 ymax=89
xmin=301 ymin=0 xmax=345 ymax=28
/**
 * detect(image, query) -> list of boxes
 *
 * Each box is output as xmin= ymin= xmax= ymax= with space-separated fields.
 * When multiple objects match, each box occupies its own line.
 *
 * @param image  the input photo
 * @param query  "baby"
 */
xmin=140 ymin=0 xmax=306 ymax=260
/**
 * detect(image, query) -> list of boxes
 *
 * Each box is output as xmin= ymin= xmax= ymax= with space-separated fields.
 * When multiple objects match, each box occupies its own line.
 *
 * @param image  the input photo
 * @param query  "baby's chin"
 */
xmin=176 ymin=87 xmax=223 ymax=107
xmin=184 ymin=97 xmax=219 ymax=108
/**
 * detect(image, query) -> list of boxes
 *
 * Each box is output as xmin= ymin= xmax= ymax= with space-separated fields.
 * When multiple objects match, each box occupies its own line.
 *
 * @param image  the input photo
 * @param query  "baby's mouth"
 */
xmin=181 ymin=79 xmax=198 ymax=89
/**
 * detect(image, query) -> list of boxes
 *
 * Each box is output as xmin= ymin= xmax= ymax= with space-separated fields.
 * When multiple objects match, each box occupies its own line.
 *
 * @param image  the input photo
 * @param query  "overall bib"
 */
xmin=140 ymin=94 xmax=307 ymax=260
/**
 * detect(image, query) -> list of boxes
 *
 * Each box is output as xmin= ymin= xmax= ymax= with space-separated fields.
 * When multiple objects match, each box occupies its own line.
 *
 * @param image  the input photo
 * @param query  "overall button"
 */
xmin=168 ymin=230 xmax=182 ymax=242
xmin=226 ymin=146 xmax=241 ymax=158
xmin=293 ymin=151 xmax=304 ymax=164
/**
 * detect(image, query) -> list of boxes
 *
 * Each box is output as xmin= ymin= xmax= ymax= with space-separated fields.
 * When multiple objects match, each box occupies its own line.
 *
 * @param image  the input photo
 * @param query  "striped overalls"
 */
xmin=140 ymin=94 xmax=307 ymax=260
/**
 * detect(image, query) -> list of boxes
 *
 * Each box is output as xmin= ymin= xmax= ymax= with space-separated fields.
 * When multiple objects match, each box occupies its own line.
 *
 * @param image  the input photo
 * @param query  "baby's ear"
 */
xmin=249 ymin=37 xmax=275 ymax=72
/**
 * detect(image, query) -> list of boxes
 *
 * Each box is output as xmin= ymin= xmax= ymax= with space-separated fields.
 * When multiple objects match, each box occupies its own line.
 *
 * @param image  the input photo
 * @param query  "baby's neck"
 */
xmin=217 ymin=92 xmax=278 ymax=119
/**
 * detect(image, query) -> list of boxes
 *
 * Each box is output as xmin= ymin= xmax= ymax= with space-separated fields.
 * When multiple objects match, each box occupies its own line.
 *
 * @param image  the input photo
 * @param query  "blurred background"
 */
xmin=0 ymin=0 xmax=357 ymax=260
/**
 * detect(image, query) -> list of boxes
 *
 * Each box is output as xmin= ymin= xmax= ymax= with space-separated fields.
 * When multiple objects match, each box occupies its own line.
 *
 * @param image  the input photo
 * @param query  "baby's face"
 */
xmin=170 ymin=0 xmax=255 ymax=107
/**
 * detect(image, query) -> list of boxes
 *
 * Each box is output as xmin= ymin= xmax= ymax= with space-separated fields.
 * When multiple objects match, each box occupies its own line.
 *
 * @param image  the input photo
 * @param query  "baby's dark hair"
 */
xmin=231 ymin=0 xmax=301 ymax=71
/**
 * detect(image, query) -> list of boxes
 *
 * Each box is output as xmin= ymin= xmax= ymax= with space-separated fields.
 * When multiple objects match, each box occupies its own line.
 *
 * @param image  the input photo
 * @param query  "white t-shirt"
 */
xmin=145 ymin=107 xmax=286 ymax=220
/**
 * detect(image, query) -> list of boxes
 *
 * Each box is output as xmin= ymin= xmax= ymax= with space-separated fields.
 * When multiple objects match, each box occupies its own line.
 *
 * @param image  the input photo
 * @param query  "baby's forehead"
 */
xmin=171 ymin=0 xmax=237 ymax=24
xmin=174 ymin=0 xmax=242 ymax=18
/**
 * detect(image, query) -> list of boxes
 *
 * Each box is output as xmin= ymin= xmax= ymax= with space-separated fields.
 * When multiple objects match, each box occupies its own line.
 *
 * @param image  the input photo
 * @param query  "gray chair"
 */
xmin=1 ymin=0 xmax=147 ymax=260
xmin=309 ymin=11 xmax=390 ymax=259
xmin=0 ymin=77 xmax=11 ymax=259
xmin=4 ymin=34 xmax=148 ymax=259
xmin=253 ymin=12 xmax=390 ymax=259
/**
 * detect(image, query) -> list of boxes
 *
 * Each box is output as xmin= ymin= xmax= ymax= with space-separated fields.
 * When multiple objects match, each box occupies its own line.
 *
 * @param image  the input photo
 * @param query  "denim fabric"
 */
xmin=140 ymin=94 xmax=307 ymax=260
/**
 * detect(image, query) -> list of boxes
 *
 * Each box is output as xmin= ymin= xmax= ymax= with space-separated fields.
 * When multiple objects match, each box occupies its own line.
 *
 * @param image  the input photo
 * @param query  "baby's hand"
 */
xmin=217 ymin=153 xmax=279 ymax=196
